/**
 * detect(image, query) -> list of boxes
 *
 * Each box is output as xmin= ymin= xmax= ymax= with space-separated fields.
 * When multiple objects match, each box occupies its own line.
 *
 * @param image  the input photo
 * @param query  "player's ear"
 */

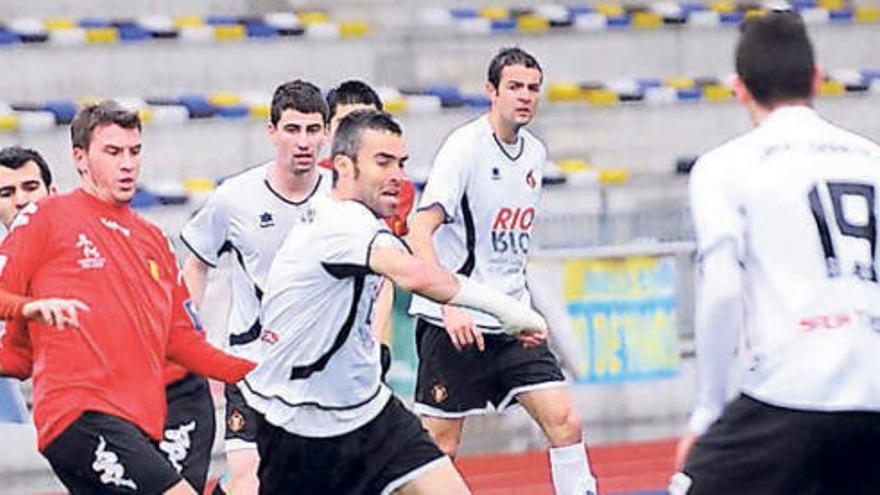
xmin=333 ymin=154 xmax=354 ymax=180
xmin=732 ymin=76 xmax=752 ymax=106
xmin=484 ymin=81 xmax=497 ymax=99
xmin=72 ymin=146 xmax=88 ymax=176
xmin=811 ymin=64 xmax=824 ymax=98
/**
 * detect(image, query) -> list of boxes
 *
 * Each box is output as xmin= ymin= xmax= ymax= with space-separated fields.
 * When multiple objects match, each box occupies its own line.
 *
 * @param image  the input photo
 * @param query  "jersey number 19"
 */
xmin=808 ymin=181 xmax=877 ymax=282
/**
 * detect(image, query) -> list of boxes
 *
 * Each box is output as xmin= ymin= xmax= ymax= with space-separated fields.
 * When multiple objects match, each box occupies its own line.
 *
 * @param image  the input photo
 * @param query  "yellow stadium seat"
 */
xmin=665 ymin=77 xmax=695 ymax=90
xmin=581 ymin=89 xmax=618 ymax=106
xmin=183 ymin=178 xmax=216 ymax=193
xmin=0 ymin=115 xmax=20 ymax=133
xmin=517 ymin=15 xmax=550 ymax=33
xmin=299 ymin=11 xmax=329 ymax=25
xmin=598 ymin=168 xmax=630 ymax=185
xmin=744 ymin=8 xmax=765 ymax=19
xmin=77 ymin=96 xmax=101 ymax=107
xmin=339 ymin=21 xmax=369 ymax=38
xmin=632 ymin=12 xmax=662 ymax=29
xmin=44 ymin=18 xmax=76 ymax=31
xmin=708 ymin=0 xmax=735 ymax=13
xmin=557 ymin=159 xmax=591 ymax=174
xmin=855 ymin=6 xmax=880 ymax=23
xmin=702 ymin=84 xmax=734 ymax=102
xmin=480 ymin=7 xmax=510 ymax=20
xmin=817 ymin=0 xmax=845 ymax=10
xmin=819 ymin=80 xmax=845 ymax=97
xmin=250 ymin=104 xmax=270 ymax=119
xmin=138 ymin=108 xmax=153 ymax=125
xmin=214 ymin=25 xmax=246 ymax=41
xmin=547 ymin=83 xmax=583 ymax=102
xmin=173 ymin=15 xmax=204 ymax=28
xmin=208 ymin=92 xmax=241 ymax=106
xmin=595 ymin=4 xmax=625 ymax=16
xmin=383 ymin=98 xmax=408 ymax=115
xmin=85 ymin=27 xmax=119 ymax=44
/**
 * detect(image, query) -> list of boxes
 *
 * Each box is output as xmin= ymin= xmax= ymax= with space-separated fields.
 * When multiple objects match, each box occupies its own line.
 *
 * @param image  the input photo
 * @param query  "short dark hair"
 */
xmin=270 ymin=80 xmax=329 ymax=126
xmin=0 ymin=146 xmax=52 ymax=188
xmin=736 ymin=11 xmax=815 ymax=106
xmin=487 ymin=47 xmax=543 ymax=89
xmin=331 ymin=110 xmax=402 ymax=184
xmin=71 ymin=100 xmax=142 ymax=150
xmin=326 ymin=80 xmax=383 ymax=123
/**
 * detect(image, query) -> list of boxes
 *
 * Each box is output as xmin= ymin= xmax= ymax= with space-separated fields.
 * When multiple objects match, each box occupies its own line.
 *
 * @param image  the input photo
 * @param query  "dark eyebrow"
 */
xmin=375 ymin=152 xmax=399 ymax=161
xmin=21 ymin=180 xmax=42 ymax=188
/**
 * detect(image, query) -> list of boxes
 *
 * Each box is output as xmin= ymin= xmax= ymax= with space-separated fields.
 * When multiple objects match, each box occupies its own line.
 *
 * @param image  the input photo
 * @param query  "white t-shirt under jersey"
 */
xmin=241 ymin=195 xmax=407 ymax=437
xmin=689 ymin=106 xmax=880 ymax=431
xmin=409 ymin=114 xmax=546 ymax=332
xmin=180 ymin=163 xmax=331 ymax=362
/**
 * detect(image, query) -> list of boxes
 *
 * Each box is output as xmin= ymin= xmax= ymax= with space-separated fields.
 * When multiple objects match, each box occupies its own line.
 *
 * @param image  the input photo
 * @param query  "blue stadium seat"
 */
xmin=43 ymin=100 xmax=78 ymax=124
xmin=178 ymin=94 xmax=215 ymax=119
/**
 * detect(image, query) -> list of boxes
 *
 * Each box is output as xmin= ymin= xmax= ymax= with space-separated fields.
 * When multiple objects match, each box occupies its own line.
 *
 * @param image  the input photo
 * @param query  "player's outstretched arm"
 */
xmin=408 ymin=206 xmax=484 ymax=350
xmin=369 ymin=245 xmax=547 ymax=343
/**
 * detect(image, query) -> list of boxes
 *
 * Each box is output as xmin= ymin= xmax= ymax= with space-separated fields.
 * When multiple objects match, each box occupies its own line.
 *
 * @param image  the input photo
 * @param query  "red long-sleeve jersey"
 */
xmin=0 ymin=190 xmax=254 ymax=451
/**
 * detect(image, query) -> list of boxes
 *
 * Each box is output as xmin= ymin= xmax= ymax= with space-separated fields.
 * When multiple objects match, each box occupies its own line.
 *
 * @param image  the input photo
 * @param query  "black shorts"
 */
xmin=414 ymin=318 xmax=566 ymax=417
xmin=43 ymin=411 xmax=182 ymax=495
xmin=256 ymin=396 xmax=448 ymax=495
xmin=680 ymin=394 xmax=880 ymax=495
xmin=224 ymin=382 xmax=260 ymax=449
xmin=163 ymin=373 xmax=216 ymax=494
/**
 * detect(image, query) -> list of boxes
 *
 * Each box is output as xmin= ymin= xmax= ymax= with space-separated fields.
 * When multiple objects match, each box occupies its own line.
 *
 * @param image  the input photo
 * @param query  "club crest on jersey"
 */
xmin=147 ymin=259 xmax=160 ymax=281
xmin=491 ymin=167 xmax=502 ymax=181
xmin=259 ymin=212 xmax=275 ymax=228
xmin=300 ymin=207 xmax=316 ymax=224
xmin=525 ymin=169 xmax=537 ymax=189
xmin=432 ymin=383 xmax=448 ymax=404
xmin=76 ymin=233 xmax=106 ymax=269
xmin=227 ymin=408 xmax=246 ymax=433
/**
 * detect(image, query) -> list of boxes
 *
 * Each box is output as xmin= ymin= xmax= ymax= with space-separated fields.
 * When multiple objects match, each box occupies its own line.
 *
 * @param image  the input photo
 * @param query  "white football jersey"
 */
xmin=241 ymin=195 xmax=406 ymax=437
xmin=691 ymin=106 xmax=880 ymax=413
xmin=180 ymin=163 xmax=331 ymax=361
xmin=408 ymin=115 xmax=546 ymax=331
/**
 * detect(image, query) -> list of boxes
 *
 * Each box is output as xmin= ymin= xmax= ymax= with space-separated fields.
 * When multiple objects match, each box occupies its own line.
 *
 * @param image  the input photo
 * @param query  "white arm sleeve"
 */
xmin=417 ymin=133 xmax=468 ymax=222
xmin=688 ymin=243 xmax=742 ymax=434
xmin=687 ymin=156 xmax=745 ymax=434
xmin=179 ymin=192 xmax=230 ymax=268
xmin=449 ymin=275 xmax=547 ymax=335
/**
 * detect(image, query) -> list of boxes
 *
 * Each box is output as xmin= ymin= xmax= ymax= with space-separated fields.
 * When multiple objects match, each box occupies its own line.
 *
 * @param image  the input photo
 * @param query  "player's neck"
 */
xmin=488 ymin=111 xmax=520 ymax=144
xmin=79 ymin=181 xmax=128 ymax=210
xmin=267 ymin=162 xmax=319 ymax=202
xmin=750 ymin=100 xmax=812 ymax=126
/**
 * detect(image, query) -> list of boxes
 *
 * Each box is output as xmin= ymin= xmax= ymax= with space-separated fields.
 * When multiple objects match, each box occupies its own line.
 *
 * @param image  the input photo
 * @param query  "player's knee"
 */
xmin=547 ymin=407 xmax=583 ymax=446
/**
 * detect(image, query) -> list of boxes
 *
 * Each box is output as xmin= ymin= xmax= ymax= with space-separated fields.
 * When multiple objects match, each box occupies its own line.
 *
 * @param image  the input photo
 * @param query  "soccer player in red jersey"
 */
xmin=0 ymin=100 xmax=255 ymax=495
